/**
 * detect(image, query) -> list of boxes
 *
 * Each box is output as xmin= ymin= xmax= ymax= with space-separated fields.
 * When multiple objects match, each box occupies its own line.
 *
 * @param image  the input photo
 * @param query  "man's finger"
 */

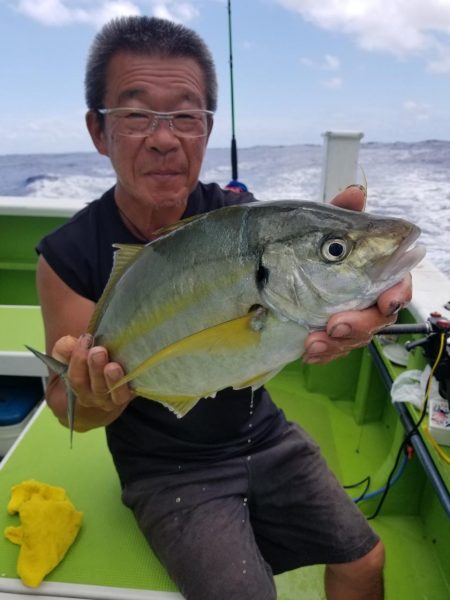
xmin=330 ymin=185 xmax=366 ymax=212
xmin=52 ymin=335 xmax=78 ymax=363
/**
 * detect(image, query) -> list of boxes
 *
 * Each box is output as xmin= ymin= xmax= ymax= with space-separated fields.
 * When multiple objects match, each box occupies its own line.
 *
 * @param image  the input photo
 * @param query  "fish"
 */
xmin=28 ymin=200 xmax=425 ymax=442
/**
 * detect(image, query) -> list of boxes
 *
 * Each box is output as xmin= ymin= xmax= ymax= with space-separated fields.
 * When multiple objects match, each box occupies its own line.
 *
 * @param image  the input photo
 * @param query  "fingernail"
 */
xmin=106 ymin=366 xmax=122 ymax=381
xmin=345 ymin=183 xmax=367 ymax=209
xmin=329 ymin=323 xmax=352 ymax=338
xmin=345 ymin=183 xmax=367 ymax=197
xmin=303 ymin=356 xmax=322 ymax=365
xmin=90 ymin=347 xmax=106 ymax=366
xmin=306 ymin=341 xmax=328 ymax=355
xmin=79 ymin=333 xmax=93 ymax=349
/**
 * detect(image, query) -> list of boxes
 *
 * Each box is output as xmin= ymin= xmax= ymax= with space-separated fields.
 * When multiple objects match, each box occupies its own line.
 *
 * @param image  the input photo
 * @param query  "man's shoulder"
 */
xmin=43 ymin=187 xmax=114 ymax=243
xmin=192 ymin=181 xmax=255 ymax=213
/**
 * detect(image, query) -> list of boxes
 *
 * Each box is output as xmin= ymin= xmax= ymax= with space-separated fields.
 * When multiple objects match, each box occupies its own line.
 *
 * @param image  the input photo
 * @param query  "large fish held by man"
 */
xmin=30 ymin=200 xmax=425 ymax=421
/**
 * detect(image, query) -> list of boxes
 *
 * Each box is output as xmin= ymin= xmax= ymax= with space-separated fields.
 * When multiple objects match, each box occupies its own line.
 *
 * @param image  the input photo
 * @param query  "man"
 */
xmin=37 ymin=16 xmax=411 ymax=600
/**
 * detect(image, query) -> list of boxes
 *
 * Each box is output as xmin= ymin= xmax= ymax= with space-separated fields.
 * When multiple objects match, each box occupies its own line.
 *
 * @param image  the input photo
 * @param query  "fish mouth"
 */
xmin=368 ymin=227 xmax=426 ymax=282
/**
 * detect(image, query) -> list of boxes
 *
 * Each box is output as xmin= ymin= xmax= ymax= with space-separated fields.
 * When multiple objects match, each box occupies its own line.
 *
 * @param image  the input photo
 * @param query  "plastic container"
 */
xmin=0 ymin=377 xmax=42 ymax=457
xmin=429 ymin=399 xmax=450 ymax=446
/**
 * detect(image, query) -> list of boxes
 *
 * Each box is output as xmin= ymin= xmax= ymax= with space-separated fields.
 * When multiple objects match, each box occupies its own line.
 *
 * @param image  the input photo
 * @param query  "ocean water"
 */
xmin=0 ymin=140 xmax=449 ymax=277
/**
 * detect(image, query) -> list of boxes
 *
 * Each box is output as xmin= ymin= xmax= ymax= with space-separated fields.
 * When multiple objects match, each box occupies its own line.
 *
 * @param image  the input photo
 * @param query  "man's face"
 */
xmin=88 ymin=52 xmax=212 ymax=211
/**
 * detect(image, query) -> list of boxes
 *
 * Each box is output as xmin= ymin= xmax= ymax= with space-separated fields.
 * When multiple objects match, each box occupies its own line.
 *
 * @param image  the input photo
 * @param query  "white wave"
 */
xmin=24 ymin=174 xmax=116 ymax=200
xmin=1 ymin=143 xmax=448 ymax=277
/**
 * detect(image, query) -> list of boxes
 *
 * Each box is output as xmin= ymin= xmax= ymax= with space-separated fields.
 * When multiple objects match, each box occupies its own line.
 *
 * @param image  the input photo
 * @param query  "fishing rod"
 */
xmin=227 ymin=0 xmax=239 ymax=182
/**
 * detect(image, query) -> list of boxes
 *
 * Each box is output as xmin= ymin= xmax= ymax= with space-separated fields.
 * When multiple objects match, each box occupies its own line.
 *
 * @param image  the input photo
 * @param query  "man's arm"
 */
xmin=37 ymin=256 xmax=134 ymax=431
xmin=302 ymin=186 xmax=412 ymax=364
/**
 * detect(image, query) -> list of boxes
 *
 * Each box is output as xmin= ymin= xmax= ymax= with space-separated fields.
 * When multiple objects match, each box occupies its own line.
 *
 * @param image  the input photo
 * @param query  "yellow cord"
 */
xmin=422 ymin=426 xmax=450 ymax=464
xmin=422 ymin=333 xmax=445 ymax=408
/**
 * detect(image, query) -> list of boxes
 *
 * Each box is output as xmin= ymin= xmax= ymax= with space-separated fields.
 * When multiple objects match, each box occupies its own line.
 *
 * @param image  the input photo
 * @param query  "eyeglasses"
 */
xmin=96 ymin=107 xmax=214 ymax=138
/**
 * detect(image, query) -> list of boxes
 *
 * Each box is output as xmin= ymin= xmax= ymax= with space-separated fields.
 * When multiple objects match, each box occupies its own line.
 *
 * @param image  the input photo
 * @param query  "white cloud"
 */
xmin=321 ymin=76 xmax=342 ymax=89
xmin=403 ymin=100 xmax=431 ymax=121
xmin=152 ymin=2 xmax=199 ymax=23
xmin=323 ymin=54 xmax=340 ymax=71
xmin=17 ymin=0 xmax=74 ymax=25
xmin=15 ymin=0 xmax=199 ymax=28
xmin=277 ymin=0 xmax=450 ymax=70
xmin=427 ymin=42 xmax=450 ymax=74
xmin=300 ymin=53 xmax=340 ymax=70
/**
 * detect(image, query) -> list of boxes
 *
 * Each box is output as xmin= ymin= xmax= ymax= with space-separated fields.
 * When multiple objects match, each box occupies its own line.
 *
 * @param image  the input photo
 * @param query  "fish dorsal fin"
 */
xmin=154 ymin=213 xmax=209 ymax=236
xmin=88 ymin=243 xmax=145 ymax=333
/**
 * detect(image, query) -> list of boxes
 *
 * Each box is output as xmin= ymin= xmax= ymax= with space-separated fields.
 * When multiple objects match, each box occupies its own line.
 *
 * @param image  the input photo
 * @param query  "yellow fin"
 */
xmin=153 ymin=213 xmax=209 ymax=236
xmin=233 ymin=368 xmax=281 ymax=391
xmin=88 ymin=243 xmax=144 ymax=333
xmin=134 ymin=387 xmax=202 ymax=418
xmin=109 ymin=310 xmax=264 ymax=392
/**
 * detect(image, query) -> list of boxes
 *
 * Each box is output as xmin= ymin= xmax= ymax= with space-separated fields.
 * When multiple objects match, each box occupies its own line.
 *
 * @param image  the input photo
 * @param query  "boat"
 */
xmin=0 ymin=131 xmax=449 ymax=599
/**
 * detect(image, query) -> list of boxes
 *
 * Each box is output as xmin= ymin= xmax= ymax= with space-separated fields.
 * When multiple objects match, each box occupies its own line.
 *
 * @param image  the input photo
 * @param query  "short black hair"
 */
xmin=85 ymin=16 xmax=218 ymax=112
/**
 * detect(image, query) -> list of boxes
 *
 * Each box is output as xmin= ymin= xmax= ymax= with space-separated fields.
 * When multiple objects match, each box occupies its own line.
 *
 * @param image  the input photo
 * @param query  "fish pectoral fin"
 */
xmin=134 ymin=388 xmax=201 ymax=418
xmin=109 ymin=310 xmax=264 ymax=392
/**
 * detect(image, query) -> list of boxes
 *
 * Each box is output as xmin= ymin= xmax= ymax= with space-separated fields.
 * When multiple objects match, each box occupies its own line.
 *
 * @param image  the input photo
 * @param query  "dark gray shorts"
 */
xmin=122 ymin=422 xmax=379 ymax=600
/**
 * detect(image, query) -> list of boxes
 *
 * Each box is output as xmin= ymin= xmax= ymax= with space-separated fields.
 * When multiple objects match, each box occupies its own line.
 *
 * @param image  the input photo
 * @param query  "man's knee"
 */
xmin=326 ymin=539 xmax=385 ymax=593
xmin=355 ymin=540 xmax=385 ymax=577
xmin=175 ymin=563 xmax=276 ymax=600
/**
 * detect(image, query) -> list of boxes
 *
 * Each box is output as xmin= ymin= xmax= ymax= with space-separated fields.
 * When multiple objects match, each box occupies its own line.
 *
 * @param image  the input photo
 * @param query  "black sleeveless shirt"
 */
xmin=37 ymin=183 xmax=287 ymax=485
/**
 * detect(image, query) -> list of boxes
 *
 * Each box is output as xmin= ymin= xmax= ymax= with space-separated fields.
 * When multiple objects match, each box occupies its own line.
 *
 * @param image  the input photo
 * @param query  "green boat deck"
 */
xmin=0 ymin=342 xmax=449 ymax=598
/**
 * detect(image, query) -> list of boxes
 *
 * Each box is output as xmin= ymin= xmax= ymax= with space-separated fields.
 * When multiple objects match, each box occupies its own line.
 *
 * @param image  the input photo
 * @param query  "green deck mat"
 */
xmin=0 ymin=305 xmax=44 ymax=353
xmin=1 ymin=358 xmax=449 ymax=599
xmin=0 ymin=406 xmax=177 ymax=594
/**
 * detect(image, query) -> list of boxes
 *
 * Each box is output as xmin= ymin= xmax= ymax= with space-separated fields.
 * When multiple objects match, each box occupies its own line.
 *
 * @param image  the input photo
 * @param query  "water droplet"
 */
xmin=202 ymin=487 xmax=206 ymax=492
xmin=248 ymin=423 xmax=253 ymax=428
xmin=247 ymin=439 xmax=252 ymax=443
xmin=247 ymin=455 xmax=251 ymax=461
xmin=242 ymin=560 xmax=247 ymax=564
xmin=175 ymin=497 xmax=181 ymax=503
xmin=242 ymin=569 xmax=247 ymax=574
xmin=178 ymin=465 xmax=182 ymax=471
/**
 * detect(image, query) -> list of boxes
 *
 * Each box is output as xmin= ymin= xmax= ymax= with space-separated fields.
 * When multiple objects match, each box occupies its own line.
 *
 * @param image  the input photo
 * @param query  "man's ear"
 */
xmin=85 ymin=110 xmax=109 ymax=156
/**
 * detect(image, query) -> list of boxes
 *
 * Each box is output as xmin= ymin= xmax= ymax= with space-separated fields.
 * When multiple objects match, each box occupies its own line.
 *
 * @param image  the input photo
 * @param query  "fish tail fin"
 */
xmin=25 ymin=346 xmax=68 ymax=378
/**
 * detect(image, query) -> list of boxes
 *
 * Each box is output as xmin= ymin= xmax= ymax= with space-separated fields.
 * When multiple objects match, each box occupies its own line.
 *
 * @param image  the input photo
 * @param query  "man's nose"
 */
xmin=144 ymin=117 xmax=179 ymax=151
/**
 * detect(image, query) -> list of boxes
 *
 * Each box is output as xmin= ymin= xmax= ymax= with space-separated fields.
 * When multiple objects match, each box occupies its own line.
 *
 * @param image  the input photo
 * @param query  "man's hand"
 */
xmin=50 ymin=334 xmax=135 ymax=430
xmin=302 ymin=185 xmax=413 ymax=364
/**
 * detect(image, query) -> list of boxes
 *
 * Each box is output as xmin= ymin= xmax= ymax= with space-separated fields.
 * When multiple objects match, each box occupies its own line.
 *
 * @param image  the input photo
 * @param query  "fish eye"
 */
xmin=320 ymin=238 xmax=349 ymax=262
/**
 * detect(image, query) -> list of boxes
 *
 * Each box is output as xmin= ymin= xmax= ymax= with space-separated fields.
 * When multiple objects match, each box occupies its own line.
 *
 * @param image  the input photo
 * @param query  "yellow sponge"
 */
xmin=4 ymin=480 xmax=83 ymax=588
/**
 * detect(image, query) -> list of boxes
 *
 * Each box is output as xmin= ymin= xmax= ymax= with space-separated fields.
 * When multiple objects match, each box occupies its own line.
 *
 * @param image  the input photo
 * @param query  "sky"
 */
xmin=1 ymin=0 xmax=450 ymax=154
